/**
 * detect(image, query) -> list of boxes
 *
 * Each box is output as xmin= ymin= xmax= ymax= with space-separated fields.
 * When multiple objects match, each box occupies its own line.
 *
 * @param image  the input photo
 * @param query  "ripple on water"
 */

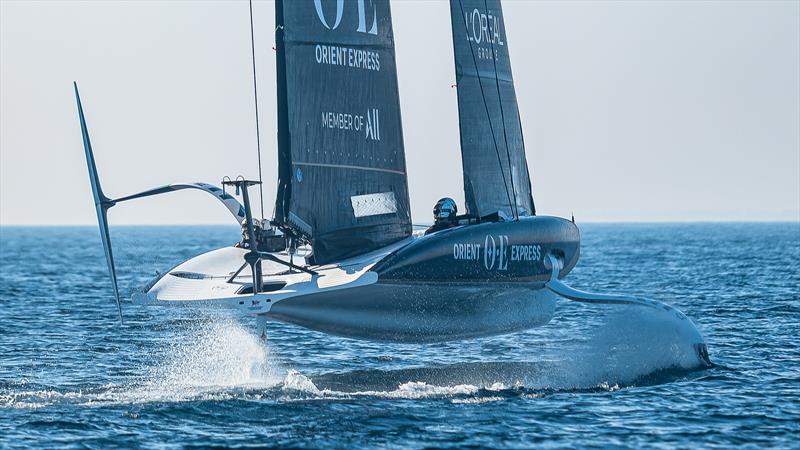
xmin=0 ymin=224 xmax=798 ymax=447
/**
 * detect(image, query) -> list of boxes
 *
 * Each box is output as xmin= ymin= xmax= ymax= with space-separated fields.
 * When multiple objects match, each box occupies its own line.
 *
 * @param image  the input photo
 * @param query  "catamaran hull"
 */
xmin=265 ymin=281 xmax=557 ymax=343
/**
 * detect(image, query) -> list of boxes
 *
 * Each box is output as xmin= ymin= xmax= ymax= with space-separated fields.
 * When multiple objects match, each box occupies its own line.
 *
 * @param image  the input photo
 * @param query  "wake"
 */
xmin=1 ymin=307 xmax=711 ymax=409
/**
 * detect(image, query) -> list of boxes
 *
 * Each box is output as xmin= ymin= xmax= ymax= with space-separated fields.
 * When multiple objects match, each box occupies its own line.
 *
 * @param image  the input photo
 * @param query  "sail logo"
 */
xmin=463 ymin=8 xmax=504 ymax=61
xmin=320 ymin=108 xmax=380 ymax=141
xmin=463 ymin=9 xmax=505 ymax=46
xmin=315 ymin=44 xmax=380 ymax=71
xmin=314 ymin=0 xmax=378 ymax=35
xmin=365 ymin=108 xmax=380 ymax=141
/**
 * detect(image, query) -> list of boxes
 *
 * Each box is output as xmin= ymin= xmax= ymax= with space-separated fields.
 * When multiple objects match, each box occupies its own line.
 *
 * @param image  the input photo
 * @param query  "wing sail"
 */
xmin=450 ymin=0 xmax=535 ymax=218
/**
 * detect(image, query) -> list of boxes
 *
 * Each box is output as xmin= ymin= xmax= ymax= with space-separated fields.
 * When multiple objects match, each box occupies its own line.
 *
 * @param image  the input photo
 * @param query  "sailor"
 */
xmin=425 ymin=197 xmax=459 ymax=235
xmin=235 ymin=220 xmax=249 ymax=248
xmin=236 ymin=219 xmax=262 ymax=249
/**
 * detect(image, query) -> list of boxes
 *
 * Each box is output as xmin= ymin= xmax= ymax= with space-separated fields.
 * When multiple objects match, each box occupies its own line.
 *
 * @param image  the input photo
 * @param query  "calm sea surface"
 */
xmin=0 ymin=223 xmax=798 ymax=448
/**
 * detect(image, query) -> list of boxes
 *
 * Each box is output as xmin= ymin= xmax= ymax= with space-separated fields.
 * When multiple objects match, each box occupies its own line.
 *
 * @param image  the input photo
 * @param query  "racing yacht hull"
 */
xmin=266 ymin=281 xmax=558 ymax=342
xmin=133 ymin=216 xmax=579 ymax=342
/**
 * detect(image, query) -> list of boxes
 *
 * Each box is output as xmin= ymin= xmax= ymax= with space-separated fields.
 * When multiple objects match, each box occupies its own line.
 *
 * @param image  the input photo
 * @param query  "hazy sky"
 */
xmin=1 ymin=0 xmax=798 ymax=225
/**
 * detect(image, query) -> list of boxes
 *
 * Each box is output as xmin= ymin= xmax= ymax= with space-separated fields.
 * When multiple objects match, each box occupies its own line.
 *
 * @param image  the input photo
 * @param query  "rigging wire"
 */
xmin=484 ymin=0 xmax=519 ymax=220
xmin=456 ymin=0 xmax=514 ymax=217
xmin=248 ymin=0 xmax=265 ymax=220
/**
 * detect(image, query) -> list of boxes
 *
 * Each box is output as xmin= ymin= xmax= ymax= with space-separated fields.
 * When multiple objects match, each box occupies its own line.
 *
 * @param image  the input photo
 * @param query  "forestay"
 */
xmin=450 ymin=0 xmax=535 ymax=218
xmin=273 ymin=0 xmax=412 ymax=265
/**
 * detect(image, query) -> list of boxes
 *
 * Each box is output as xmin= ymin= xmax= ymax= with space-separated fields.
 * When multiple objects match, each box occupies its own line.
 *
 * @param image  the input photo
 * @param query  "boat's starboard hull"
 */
xmin=266 ymin=281 xmax=558 ymax=343
xmin=373 ymin=215 xmax=579 ymax=283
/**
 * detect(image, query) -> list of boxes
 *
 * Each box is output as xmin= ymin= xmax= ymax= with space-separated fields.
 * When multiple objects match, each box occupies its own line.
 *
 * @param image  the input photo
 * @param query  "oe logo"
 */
xmin=484 ymin=235 xmax=509 ymax=271
xmin=313 ymin=0 xmax=379 ymax=35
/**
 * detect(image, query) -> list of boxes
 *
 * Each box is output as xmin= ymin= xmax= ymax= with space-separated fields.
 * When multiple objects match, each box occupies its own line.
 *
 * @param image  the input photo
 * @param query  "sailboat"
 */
xmin=75 ymin=0 xmax=709 ymax=363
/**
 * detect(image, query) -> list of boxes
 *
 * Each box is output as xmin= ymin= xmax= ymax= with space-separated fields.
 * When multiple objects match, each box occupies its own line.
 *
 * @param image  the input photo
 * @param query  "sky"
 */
xmin=1 ymin=0 xmax=798 ymax=225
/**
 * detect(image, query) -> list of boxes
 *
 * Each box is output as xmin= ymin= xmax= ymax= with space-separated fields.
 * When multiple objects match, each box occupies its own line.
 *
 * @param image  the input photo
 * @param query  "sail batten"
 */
xmin=450 ymin=0 xmax=536 ymax=218
xmin=293 ymin=161 xmax=406 ymax=176
xmin=274 ymin=0 xmax=411 ymax=264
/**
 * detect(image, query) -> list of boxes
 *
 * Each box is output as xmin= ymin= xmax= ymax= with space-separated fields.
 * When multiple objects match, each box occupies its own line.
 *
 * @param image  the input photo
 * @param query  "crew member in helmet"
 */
xmin=236 ymin=219 xmax=262 ymax=249
xmin=425 ymin=197 xmax=459 ymax=235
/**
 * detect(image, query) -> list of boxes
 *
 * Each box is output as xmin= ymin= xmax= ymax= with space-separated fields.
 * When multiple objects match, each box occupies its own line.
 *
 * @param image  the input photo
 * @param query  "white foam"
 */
xmin=1 ymin=388 xmax=91 ymax=410
xmin=0 ymin=305 xmax=708 ymax=409
xmin=276 ymin=373 xmax=492 ymax=401
xmin=451 ymin=396 xmax=504 ymax=404
xmin=377 ymin=381 xmax=479 ymax=398
xmin=282 ymin=370 xmax=321 ymax=395
xmin=122 ymin=316 xmax=284 ymax=403
xmin=1 ymin=316 xmax=286 ymax=409
xmin=539 ymin=304 xmax=707 ymax=389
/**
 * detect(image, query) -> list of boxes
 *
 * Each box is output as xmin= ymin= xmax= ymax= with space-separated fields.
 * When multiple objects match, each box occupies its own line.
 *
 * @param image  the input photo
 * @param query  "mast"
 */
xmin=274 ymin=0 xmax=292 ymax=227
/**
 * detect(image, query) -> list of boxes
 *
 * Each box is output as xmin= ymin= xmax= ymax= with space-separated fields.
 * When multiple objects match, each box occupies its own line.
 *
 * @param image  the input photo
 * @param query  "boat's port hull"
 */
xmin=265 ymin=281 xmax=558 ymax=343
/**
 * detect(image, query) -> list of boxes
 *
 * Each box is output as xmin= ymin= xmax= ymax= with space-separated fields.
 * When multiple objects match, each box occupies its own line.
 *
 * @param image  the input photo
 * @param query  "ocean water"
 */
xmin=0 ymin=223 xmax=798 ymax=448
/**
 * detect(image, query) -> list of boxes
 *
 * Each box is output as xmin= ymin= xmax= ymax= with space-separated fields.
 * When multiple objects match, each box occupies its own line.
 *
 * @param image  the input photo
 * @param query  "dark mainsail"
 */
xmin=450 ymin=0 xmax=535 ymax=218
xmin=274 ymin=0 xmax=411 ymax=264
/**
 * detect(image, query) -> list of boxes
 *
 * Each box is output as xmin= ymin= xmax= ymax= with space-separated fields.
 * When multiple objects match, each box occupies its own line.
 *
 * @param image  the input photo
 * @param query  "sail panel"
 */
xmin=275 ymin=0 xmax=411 ymax=264
xmin=450 ymin=0 xmax=536 ymax=218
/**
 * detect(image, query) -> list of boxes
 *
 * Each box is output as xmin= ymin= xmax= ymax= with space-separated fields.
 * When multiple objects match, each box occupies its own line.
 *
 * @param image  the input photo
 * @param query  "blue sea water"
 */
xmin=0 ymin=223 xmax=798 ymax=448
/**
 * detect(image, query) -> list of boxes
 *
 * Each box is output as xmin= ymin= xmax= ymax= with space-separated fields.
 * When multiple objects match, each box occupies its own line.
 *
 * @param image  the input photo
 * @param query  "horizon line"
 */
xmin=1 ymin=219 xmax=798 ymax=228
